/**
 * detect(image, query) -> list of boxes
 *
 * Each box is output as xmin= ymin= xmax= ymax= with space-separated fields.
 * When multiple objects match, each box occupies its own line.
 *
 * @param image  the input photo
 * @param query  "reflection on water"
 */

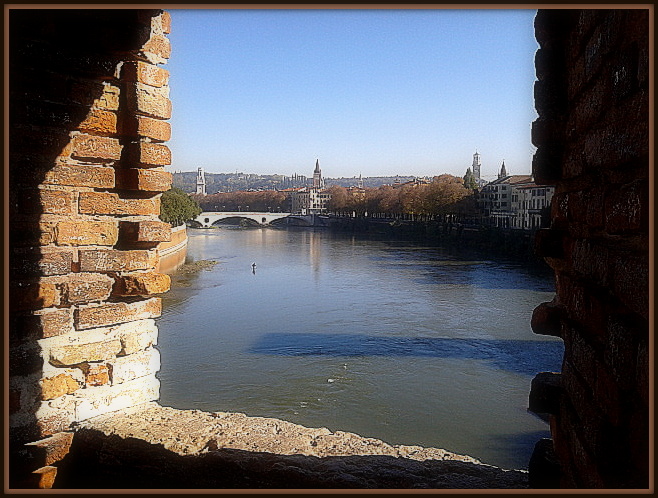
xmin=157 ymin=228 xmax=563 ymax=470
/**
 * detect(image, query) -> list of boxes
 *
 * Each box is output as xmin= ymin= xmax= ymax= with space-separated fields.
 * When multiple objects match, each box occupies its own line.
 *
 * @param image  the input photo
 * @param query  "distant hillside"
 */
xmin=172 ymin=171 xmax=416 ymax=194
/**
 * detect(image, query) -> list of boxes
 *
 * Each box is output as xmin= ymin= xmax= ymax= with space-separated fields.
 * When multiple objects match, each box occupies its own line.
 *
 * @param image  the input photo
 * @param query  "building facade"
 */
xmin=289 ymin=159 xmax=331 ymax=214
xmin=476 ymin=162 xmax=554 ymax=229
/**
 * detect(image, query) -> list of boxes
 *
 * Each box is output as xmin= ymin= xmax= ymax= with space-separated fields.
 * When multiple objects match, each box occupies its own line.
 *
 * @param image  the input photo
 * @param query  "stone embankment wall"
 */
xmin=8 ymin=9 xmax=173 ymax=487
xmin=156 ymin=224 xmax=188 ymax=273
xmin=529 ymin=9 xmax=649 ymax=488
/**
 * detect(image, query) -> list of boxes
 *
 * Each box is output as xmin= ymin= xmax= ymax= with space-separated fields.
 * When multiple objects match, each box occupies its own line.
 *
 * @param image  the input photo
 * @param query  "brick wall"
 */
xmin=530 ymin=9 xmax=649 ymax=488
xmin=9 ymin=9 xmax=173 ymax=486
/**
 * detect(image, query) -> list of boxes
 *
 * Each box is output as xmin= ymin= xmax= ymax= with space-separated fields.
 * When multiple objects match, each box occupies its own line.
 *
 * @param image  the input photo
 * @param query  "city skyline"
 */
xmin=166 ymin=8 xmax=539 ymax=179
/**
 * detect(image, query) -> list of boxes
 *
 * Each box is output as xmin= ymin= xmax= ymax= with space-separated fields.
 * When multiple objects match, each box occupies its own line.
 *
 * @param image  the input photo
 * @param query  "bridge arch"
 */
xmin=192 ymin=211 xmax=292 ymax=228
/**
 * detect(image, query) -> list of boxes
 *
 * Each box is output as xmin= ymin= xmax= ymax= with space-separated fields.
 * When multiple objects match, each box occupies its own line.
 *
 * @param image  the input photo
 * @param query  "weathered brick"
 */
xmin=11 ymin=222 xmax=56 ymax=246
xmin=78 ymin=109 xmax=118 ymax=135
xmin=118 ymin=167 xmax=172 ymax=192
xmin=161 ymin=10 xmax=171 ymax=34
xmin=55 ymin=220 xmax=118 ymax=246
xmin=30 ymin=466 xmax=58 ymax=489
xmin=127 ymin=82 xmax=171 ymax=119
xmin=112 ymin=271 xmax=171 ymax=296
xmin=24 ymin=432 xmax=74 ymax=467
xmin=142 ymin=34 xmax=171 ymax=59
xmin=129 ymin=142 xmax=172 ymax=167
xmin=604 ymin=180 xmax=646 ymax=234
xmin=123 ymin=61 xmax=169 ymax=87
xmin=110 ymin=348 xmax=160 ymax=384
xmin=49 ymin=339 xmax=122 ymax=366
xmin=78 ymin=192 xmax=160 ymax=216
xmin=79 ymin=249 xmax=157 ymax=272
xmin=531 ymin=300 xmax=565 ymax=337
xmin=60 ymin=273 xmax=114 ymax=304
xmin=119 ymin=220 xmax=171 ymax=244
xmin=123 ymin=115 xmax=171 ymax=142
xmin=70 ymin=81 xmax=120 ymax=110
xmin=571 ymin=239 xmax=609 ymax=287
xmin=70 ymin=134 xmax=122 ymax=162
xmin=612 ymin=253 xmax=648 ymax=319
xmin=43 ymin=164 xmax=115 ymax=188
xmin=74 ymin=298 xmax=162 ymax=330
xmin=11 ymin=249 xmax=73 ymax=277
xmin=78 ymin=362 xmax=111 ymax=387
xmin=19 ymin=189 xmax=75 ymax=216
xmin=41 ymin=373 xmax=81 ymax=400
xmin=13 ymin=308 xmax=75 ymax=340
xmin=34 ymin=396 xmax=77 ymax=437
xmin=11 ymin=281 xmax=59 ymax=311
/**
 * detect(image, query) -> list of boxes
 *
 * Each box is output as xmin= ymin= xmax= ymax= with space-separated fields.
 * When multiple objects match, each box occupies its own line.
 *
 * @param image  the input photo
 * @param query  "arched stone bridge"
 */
xmin=192 ymin=212 xmax=292 ymax=227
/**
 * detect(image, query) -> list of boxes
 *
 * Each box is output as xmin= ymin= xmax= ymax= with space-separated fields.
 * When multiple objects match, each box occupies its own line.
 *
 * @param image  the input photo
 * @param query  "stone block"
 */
xmin=119 ymin=321 xmax=159 ymax=355
xmin=78 ymin=362 xmax=112 ymax=387
xmin=74 ymin=298 xmax=161 ymax=330
xmin=531 ymin=300 xmax=565 ymax=338
xmin=79 ymin=249 xmax=157 ymax=272
xmin=11 ymin=248 xmax=74 ymax=277
xmin=110 ymin=348 xmax=160 ymax=384
xmin=126 ymin=82 xmax=171 ymax=119
xmin=41 ymin=373 xmax=81 ymax=400
xmin=10 ymin=281 xmax=59 ymax=311
xmin=78 ymin=109 xmax=118 ymax=135
xmin=49 ymin=339 xmax=122 ymax=367
xmin=78 ymin=192 xmax=160 ymax=216
xmin=123 ymin=115 xmax=171 ymax=142
xmin=123 ymin=61 xmax=169 ymax=87
xmin=33 ymin=395 xmax=78 ymax=437
xmin=161 ymin=10 xmax=171 ymax=33
xmin=142 ymin=34 xmax=171 ymax=60
xmin=43 ymin=164 xmax=115 ymax=188
xmin=30 ymin=466 xmax=58 ymax=489
xmin=112 ymin=271 xmax=171 ymax=296
xmin=529 ymin=372 xmax=563 ymax=415
xmin=604 ymin=180 xmax=646 ymax=234
xmin=10 ymin=222 xmax=56 ymax=246
xmin=20 ymin=189 xmax=75 ymax=216
xmin=70 ymin=134 xmax=122 ymax=162
xmin=55 ymin=220 xmax=119 ymax=246
xmin=60 ymin=273 xmax=114 ymax=304
xmin=14 ymin=308 xmax=75 ymax=340
xmin=24 ymin=432 xmax=74 ymax=467
xmin=73 ymin=375 xmax=160 ymax=421
xmin=70 ymin=81 xmax=120 ymax=110
xmin=118 ymin=168 xmax=172 ymax=192
xmin=612 ymin=253 xmax=649 ymax=319
xmin=119 ymin=220 xmax=171 ymax=244
xmin=129 ymin=142 xmax=172 ymax=167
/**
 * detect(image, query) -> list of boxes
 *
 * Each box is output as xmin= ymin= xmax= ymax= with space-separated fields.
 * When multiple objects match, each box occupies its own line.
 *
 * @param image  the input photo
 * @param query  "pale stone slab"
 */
xmin=110 ymin=348 xmax=160 ymax=384
xmin=74 ymin=376 xmax=160 ymax=422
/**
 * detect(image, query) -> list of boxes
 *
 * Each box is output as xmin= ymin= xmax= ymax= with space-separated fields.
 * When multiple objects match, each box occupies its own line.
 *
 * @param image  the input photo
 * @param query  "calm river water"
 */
xmin=157 ymin=227 xmax=563 ymax=470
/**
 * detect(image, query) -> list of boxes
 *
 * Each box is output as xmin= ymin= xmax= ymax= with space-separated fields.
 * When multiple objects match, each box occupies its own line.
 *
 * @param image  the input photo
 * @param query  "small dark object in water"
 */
xmin=252 ymin=263 xmax=257 ymax=274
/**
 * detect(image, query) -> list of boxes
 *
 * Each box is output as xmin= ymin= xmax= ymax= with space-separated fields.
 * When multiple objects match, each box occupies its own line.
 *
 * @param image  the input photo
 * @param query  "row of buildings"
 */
xmin=194 ymin=153 xmax=554 ymax=230
xmin=469 ymin=152 xmax=554 ymax=230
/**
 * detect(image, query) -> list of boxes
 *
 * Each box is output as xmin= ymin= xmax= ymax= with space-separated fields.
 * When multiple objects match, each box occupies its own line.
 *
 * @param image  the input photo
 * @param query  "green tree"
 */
xmin=463 ymin=168 xmax=477 ymax=190
xmin=160 ymin=187 xmax=202 ymax=226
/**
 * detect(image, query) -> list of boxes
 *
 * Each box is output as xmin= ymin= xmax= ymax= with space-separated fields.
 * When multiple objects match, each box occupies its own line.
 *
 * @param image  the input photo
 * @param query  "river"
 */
xmin=156 ymin=227 xmax=563 ymax=470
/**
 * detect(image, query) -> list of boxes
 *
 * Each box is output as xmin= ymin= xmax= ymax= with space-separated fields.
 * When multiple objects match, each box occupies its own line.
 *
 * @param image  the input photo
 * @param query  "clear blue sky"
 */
xmin=166 ymin=8 xmax=539 ymax=180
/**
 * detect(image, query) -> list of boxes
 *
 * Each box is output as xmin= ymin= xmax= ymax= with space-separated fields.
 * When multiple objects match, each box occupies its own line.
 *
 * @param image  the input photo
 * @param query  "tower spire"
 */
xmin=313 ymin=158 xmax=322 ymax=188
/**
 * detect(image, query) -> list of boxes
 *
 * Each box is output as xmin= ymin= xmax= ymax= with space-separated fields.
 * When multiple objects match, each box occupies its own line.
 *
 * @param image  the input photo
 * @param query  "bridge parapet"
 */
xmin=193 ymin=212 xmax=292 ymax=227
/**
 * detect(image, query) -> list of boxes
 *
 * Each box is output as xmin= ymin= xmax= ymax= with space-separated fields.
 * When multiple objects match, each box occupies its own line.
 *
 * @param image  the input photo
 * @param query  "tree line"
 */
xmin=326 ymin=174 xmax=477 ymax=218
